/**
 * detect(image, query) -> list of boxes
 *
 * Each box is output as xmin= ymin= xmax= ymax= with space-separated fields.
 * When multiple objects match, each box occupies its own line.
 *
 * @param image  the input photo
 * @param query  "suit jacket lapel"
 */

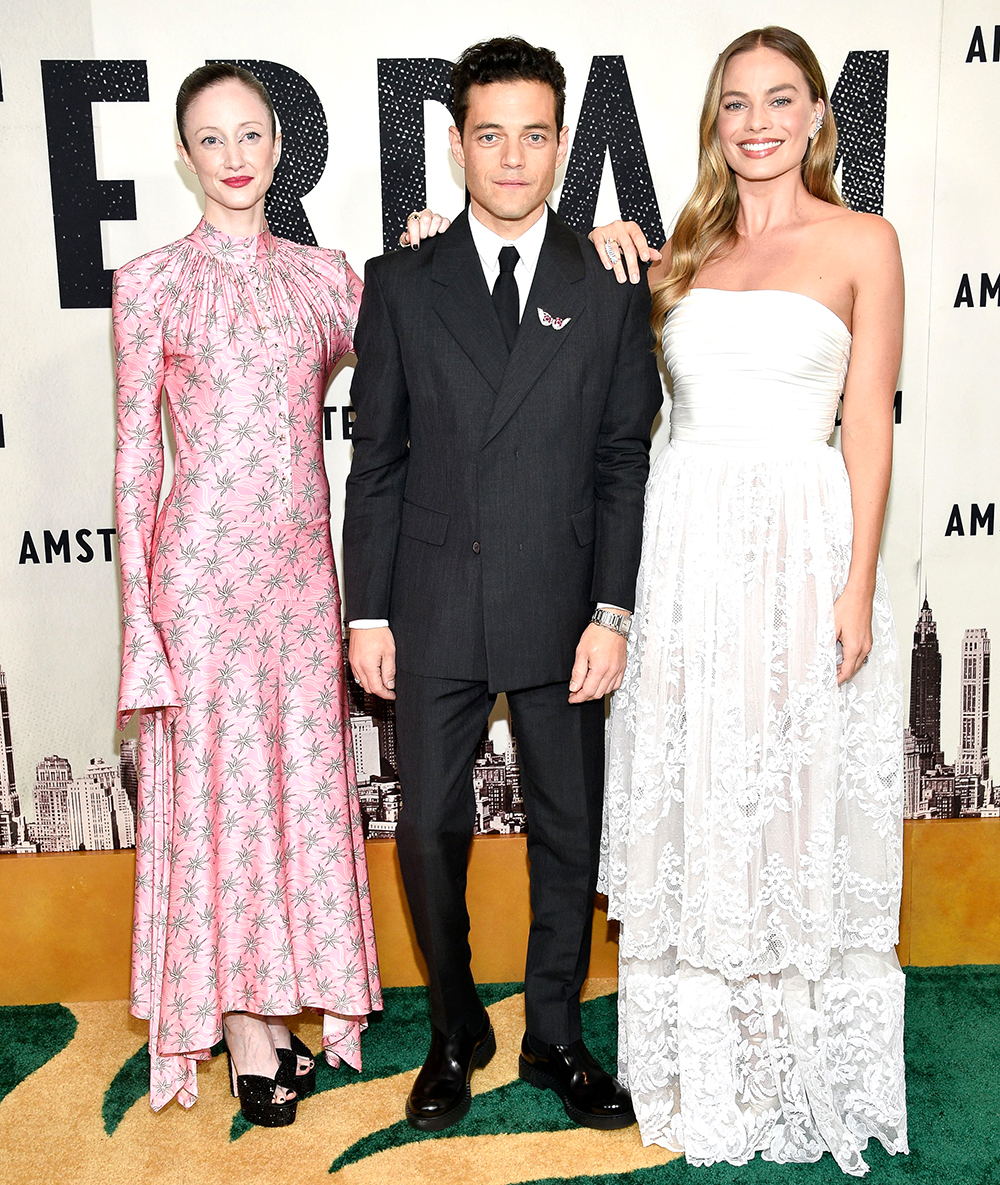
xmin=431 ymin=211 xmax=509 ymax=395
xmin=481 ymin=212 xmax=587 ymax=448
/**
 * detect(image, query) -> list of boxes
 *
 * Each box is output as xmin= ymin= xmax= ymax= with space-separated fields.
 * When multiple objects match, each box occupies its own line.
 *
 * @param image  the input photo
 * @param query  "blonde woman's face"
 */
xmin=716 ymin=47 xmax=823 ymax=183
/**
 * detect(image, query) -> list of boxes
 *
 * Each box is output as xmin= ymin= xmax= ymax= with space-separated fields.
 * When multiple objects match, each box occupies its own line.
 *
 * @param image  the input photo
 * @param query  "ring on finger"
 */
xmin=398 ymin=231 xmax=409 ymax=247
xmin=603 ymin=237 xmax=621 ymax=266
xmin=407 ymin=210 xmax=421 ymax=222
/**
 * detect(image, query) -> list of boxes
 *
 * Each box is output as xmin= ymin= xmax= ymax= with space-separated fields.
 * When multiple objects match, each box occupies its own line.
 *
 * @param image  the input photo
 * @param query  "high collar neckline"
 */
xmin=189 ymin=217 xmax=275 ymax=265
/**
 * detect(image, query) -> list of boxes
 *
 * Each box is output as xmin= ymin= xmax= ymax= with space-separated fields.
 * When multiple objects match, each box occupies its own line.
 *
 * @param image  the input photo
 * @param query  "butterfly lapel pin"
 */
xmin=537 ymin=306 xmax=572 ymax=331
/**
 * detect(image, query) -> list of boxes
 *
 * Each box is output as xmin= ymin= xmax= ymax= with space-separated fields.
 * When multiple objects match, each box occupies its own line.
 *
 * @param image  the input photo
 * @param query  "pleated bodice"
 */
xmin=663 ymin=288 xmax=852 ymax=447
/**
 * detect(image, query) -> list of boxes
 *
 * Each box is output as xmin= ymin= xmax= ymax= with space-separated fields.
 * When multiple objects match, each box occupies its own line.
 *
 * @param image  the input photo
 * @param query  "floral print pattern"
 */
xmin=113 ymin=220 xmax=381 ymax=1111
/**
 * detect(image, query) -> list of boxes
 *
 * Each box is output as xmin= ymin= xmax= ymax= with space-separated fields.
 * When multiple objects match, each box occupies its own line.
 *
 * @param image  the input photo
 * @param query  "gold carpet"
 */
xmin=0 ymin=980 xmax=679 ymax=1185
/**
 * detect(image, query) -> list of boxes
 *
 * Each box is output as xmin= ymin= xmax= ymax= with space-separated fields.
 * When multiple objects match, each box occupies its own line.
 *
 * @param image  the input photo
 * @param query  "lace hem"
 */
xmin=618 ymin=947 xmax=908 ymax=1177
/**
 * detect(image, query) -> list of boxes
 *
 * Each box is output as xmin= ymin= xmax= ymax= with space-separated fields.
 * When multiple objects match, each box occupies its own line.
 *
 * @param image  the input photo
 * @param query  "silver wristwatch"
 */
xmin=591 ymin=607 xmax=631 ymax=638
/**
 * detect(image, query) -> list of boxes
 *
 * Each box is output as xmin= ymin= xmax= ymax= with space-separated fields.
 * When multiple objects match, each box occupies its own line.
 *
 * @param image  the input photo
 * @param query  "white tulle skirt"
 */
xmin=599 ymin=439 xmax=908 ymax=1176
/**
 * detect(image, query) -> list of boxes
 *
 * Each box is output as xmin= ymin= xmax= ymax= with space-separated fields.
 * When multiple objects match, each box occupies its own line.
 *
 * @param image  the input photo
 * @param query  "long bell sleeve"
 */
xmin=112 ymin=261 xmax=182 ymax=728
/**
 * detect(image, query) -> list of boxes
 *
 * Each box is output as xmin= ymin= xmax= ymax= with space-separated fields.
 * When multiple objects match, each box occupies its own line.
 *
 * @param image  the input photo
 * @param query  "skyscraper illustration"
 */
xmin=67 ymin=779 xmax=114 ymax=851
xmin=0 ymin=661 xmax=27 ymax=851
xmin=343 ymin=629 xmax=525 ymax=837
xmin=119 ymin=738 xmax=139 ymax=832
xmin=473 ymin=737 xmax=509 ymax=830
xmin=73 ymin=757 xmax=135 ymax=849
xmin=903 ymin=731 xmax=922 ymax=818
xmin=0 ymin=663 xmax=19 ymax=819
xmin=957 ymin=628 xmax=990 ymax=781
xmin=351 ymin=715 xmax=382 ymax=783
xmin=904 ymin=601 xmax=996 ymax=819
xmin=908 ymin=597 xmax=944 ymax=765
xmin=0 ymin=659 xmax=139 ymax=853
xmin=32 ymin=755 xmax=73 ymax=852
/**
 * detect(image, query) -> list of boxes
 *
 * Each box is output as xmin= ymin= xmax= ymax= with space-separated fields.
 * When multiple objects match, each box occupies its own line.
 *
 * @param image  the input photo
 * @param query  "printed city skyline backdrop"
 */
xmin=0 ymin=659 xmax=137 ymax=854
xmin=903 ymin=596 xmax=995 ymax=818
xmin=343 ymin=637 xmax=526 ymax=840
xmin=0 ymin=595 xmax=990 ymax=855
xmin=0 ymin=631 xmax=527 ymax=854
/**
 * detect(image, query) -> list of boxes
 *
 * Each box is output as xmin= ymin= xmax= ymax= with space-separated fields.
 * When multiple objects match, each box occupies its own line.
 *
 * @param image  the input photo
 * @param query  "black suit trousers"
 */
xmin=393 ymin=670 xmax=605 ymax=1044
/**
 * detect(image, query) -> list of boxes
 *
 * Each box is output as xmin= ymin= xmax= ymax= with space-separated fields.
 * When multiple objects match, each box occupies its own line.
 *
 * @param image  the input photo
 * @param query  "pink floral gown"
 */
xmin=113 ymin=219 xmax=382 ymax=1111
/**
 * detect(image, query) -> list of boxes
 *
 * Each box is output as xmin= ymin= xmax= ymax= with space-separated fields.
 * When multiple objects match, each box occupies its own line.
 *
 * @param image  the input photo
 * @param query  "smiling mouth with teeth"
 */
xmin=740 ymin=140 xmax=782 ymax=151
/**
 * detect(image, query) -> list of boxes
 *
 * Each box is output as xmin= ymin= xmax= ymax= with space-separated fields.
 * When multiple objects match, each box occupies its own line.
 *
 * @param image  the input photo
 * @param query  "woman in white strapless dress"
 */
xmin=591 ymin=27 xmax=907 ymax=1176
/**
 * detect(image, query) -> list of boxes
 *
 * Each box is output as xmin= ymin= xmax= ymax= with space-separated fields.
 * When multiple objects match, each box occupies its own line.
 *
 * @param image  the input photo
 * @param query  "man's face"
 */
xmin=449 ymin=79 xmax=568 ymax=237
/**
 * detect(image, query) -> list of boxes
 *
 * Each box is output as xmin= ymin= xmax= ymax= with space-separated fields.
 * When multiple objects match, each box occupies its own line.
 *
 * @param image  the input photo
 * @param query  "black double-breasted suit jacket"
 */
xmin=344 ymin=208 xmax=662 ymax=692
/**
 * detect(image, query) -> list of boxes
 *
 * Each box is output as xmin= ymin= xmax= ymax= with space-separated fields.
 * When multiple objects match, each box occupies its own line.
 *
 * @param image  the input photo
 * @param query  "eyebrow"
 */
xmin=192 ymin=120 xmax=265 ymax=135
xmin=721 ymin=84 xmax=801 ymax=99
xmin=470 ymin=120 xmax=554 ymax=132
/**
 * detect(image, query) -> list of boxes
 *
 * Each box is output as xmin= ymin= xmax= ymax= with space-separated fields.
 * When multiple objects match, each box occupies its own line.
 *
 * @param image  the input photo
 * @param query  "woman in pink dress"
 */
xmin=113 ymin=63 xmax=381 ymax=1124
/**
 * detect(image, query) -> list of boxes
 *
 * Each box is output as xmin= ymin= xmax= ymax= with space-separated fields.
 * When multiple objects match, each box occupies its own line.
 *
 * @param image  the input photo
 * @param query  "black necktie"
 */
xmin=492 ymin=245 xmax=520 ymax=351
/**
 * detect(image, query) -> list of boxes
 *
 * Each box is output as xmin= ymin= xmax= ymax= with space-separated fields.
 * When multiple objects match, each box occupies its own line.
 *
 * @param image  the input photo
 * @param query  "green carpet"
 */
xmin=0 ymin=1002 xmax=76 ymax=1105
xmin=330 ymin=993 xmax=620 ymax=1172
xmin=324 ymin=967 xmax=1000 ymax=1182
xmin=519 ymin=967 xmax=1000 ymax=1184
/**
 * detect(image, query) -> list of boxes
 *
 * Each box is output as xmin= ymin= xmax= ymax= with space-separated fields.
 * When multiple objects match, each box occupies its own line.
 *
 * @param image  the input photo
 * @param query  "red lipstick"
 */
xmin=221 ymin=176 xmax=253 ymax=188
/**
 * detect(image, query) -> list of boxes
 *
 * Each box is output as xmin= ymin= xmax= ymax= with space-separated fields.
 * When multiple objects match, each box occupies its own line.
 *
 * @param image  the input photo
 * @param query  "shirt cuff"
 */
xmin=349 ymin=619 xmax=390 ymax=629
xmin=596 ymin=603 xmax=630 ymax=614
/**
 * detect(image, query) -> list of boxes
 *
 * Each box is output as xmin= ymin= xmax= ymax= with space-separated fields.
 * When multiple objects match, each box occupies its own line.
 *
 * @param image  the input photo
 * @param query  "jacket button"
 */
xmin=472 ymin=541 xmax=481 ymax=554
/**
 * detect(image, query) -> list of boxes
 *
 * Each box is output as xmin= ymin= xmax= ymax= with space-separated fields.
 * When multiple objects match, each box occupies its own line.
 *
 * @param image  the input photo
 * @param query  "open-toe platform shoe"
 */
xmin=225 ymin=1044 xmax=298 ymax=1127
xmin=276 ymin=1032 xmax=317 ymax=1098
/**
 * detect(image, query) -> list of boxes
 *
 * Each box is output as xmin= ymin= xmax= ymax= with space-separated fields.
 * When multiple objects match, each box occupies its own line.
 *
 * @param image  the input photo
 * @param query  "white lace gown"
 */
xmin=599 ymin=289 xmax=908 ymax=1176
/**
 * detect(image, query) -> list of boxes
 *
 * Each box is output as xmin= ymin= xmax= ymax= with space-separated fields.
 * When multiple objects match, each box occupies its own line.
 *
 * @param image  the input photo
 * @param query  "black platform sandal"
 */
xmin=225 ymin=1042 xmax=298 ymax=1127
xmin=276 ymin=1032 xmax=317 ymax=1099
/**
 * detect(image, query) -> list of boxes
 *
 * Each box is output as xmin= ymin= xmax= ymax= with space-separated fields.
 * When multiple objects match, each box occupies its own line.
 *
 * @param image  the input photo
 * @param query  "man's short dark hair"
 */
xmin=451 ymin=37 xmax=566 ymax=134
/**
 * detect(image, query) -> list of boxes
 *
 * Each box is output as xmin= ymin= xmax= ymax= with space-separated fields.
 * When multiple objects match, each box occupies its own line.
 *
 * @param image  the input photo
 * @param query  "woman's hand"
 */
xmin=399 ymin=208 xmax=452 ymax=249
xmin=587 ymin=220 xmax=662 ymax=284
xmin=834 ymin=585 xmax=874 ymax=684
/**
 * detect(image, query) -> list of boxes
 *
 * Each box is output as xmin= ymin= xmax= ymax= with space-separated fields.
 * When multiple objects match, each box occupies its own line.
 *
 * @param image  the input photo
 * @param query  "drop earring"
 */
xmin=809 ymin=114 xmax=824 ymax=141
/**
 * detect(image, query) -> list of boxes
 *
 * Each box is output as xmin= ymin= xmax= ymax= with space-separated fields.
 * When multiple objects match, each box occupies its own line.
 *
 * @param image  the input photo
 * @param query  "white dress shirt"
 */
xmin=467 ymin=203 xmax=548 ymax=321
xmin=349 ymin=203 xmax=624 ymax=630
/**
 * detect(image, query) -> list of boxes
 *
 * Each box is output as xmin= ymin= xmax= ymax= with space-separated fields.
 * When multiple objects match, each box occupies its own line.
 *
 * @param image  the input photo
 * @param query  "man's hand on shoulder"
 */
xmin=568 ymin=621 xmax=628 ymax=704
xmin=349 ymin=626 xmax=397 ymax=700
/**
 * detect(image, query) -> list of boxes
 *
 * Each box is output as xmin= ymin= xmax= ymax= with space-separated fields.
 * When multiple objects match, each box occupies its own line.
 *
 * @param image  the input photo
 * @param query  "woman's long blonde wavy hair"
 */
xmin=651 ymin=26 xmax=843 ymax=348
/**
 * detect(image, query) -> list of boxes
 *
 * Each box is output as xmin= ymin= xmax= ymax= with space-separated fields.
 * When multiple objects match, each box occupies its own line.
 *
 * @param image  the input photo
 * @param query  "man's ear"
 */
xmin=555 ymin=125 xmax=569 ymax=169
xmin=449 ymin=125 xmax=466 ymax=170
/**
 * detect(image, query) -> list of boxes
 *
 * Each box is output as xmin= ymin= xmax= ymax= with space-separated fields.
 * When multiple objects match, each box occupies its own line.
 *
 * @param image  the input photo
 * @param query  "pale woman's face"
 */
xmin=716 ymin=47 xmax=823 ymax=184
xmin=178 ymin=79 xmax=281 ymax=220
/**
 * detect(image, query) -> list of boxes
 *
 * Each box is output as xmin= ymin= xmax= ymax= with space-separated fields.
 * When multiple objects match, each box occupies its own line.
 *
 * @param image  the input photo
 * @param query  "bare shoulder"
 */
xmin=824 ymin=209 xmax=900 ymax=266
xmin=648 ymin=238 xmax=673 ymax=287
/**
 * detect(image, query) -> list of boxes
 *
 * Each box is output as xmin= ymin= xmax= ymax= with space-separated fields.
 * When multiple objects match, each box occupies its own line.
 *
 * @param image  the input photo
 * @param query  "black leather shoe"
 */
xmin=518 ymin=1034 xmax=635 ymax=1129
xmin=405 ymin=1010 xmax=496 ymax=1131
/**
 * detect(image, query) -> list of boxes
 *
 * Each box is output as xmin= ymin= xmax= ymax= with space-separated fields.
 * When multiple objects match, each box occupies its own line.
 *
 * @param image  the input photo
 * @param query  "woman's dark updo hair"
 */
xmin=176 ymin=63 xmax=277 ymax=150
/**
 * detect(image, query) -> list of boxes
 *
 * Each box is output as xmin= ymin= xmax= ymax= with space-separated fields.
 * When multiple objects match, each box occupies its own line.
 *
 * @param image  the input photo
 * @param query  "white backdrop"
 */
xmin=0 ymin=0 xmax=994 ymax=845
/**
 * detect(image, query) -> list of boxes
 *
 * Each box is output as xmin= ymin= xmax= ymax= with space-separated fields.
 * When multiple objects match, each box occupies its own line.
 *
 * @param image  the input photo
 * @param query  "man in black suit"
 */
xmin=344 ymin=37 xmax=661 ymax=1133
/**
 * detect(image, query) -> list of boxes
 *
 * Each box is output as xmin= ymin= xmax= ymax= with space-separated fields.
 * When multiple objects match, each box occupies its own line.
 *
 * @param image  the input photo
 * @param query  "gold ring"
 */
xmin=407 ymin=210 xmax=421 ymax=222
